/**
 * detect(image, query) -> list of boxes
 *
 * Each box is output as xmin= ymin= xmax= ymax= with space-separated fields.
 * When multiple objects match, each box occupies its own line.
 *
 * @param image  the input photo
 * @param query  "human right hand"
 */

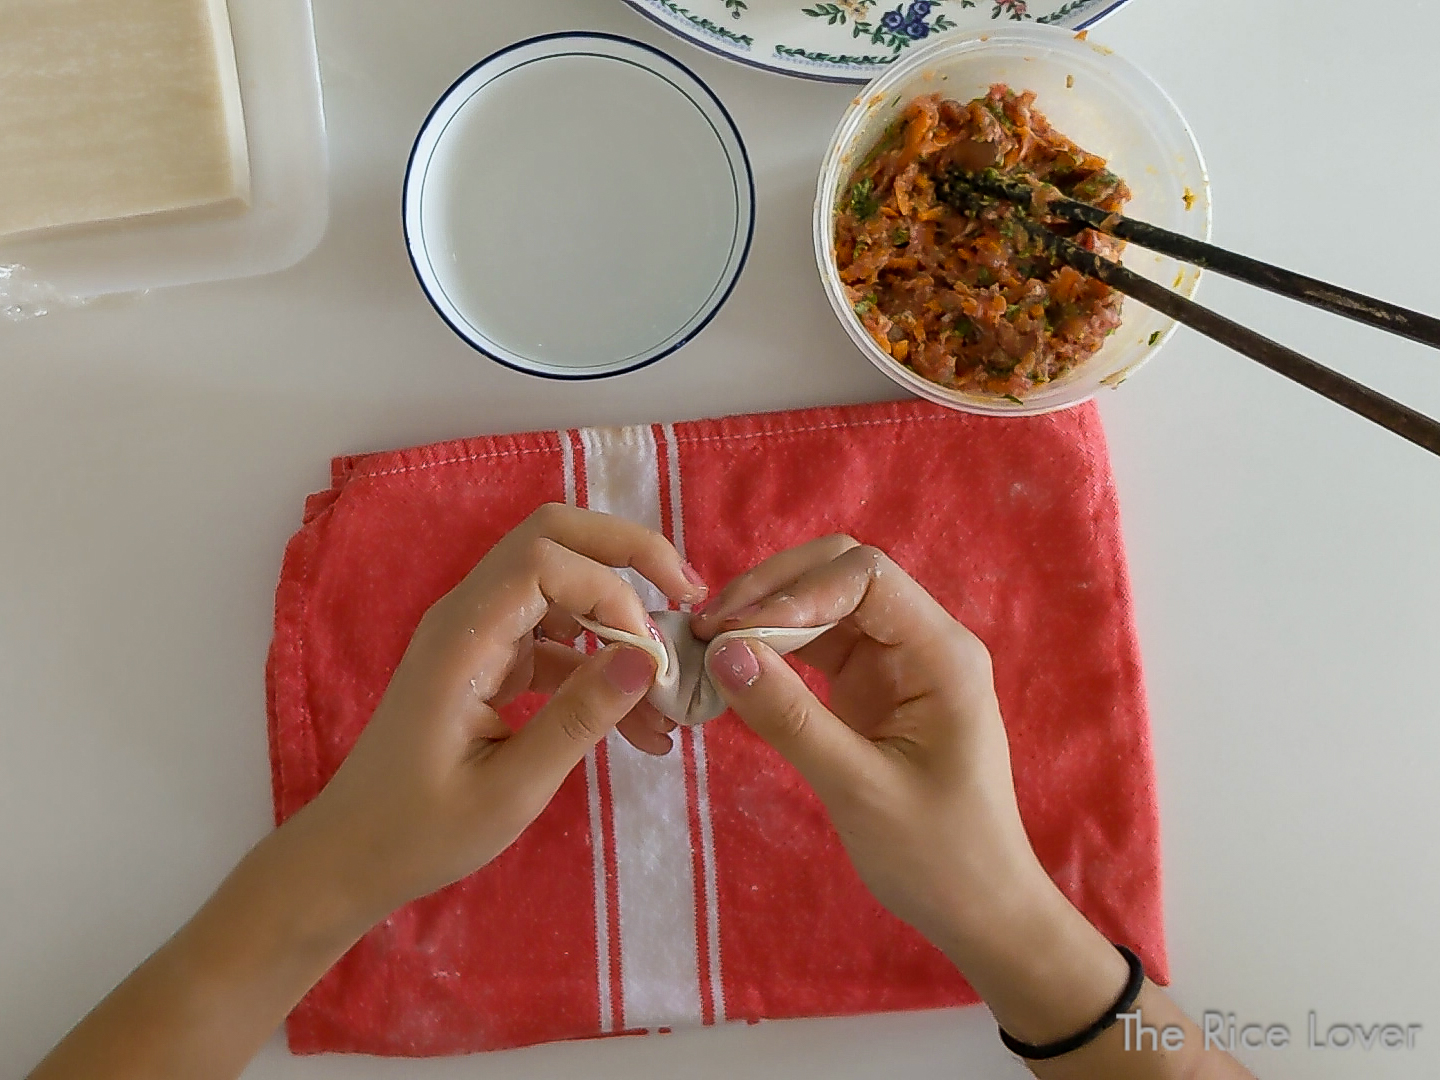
xmin=692 ymin=540 xmax=1256 ymax=1080
xmin=690 ymin=537 xmax=1154 ymax=1067
xmin=689 ymin=536 xmax=1051 ymax=962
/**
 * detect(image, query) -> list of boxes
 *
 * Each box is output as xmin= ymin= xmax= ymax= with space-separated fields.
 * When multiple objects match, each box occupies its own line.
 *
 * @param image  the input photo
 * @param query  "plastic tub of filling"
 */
xmin=814 ymin=25 xmax=1211 ymax=416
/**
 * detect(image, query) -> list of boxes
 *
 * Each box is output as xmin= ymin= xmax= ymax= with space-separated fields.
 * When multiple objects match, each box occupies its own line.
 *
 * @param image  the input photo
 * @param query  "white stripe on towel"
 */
xmin=579 ymin=424 xmax=703 ymax=1029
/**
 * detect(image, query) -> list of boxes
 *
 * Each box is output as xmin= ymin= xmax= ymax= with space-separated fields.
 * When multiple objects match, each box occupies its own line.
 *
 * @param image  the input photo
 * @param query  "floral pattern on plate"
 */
xmin=623 ymin=0 xmax=1121 ymax=81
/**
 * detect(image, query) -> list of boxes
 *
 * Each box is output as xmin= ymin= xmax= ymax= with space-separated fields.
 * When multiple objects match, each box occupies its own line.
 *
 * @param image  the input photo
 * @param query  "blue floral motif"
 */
xmin=802 ymin=0 xmax=969 ymax=55
xmin=880 ymin=1 xmax=935 ymax=39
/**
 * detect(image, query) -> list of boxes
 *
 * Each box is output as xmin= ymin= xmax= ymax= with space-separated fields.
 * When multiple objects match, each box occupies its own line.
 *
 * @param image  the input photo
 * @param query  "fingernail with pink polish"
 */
xmin=682 ymin=562 xmax=709 ymax=596
xmin=710 ymin=640 xmax=760 ymax=692
xmin=606 ymin=647 xmax=656 ymax=695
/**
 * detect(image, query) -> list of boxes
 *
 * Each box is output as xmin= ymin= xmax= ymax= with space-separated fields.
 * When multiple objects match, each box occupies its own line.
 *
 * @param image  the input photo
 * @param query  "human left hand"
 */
xmin=284 ymin=503 xmax=705 ymax=928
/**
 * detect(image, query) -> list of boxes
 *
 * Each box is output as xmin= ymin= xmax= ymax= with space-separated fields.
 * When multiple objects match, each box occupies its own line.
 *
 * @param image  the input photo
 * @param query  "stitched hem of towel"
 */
xmin=266 ymin=506 xmax=329 ymax=825
xmin=327 ymin=400 xmax=990 ymax=487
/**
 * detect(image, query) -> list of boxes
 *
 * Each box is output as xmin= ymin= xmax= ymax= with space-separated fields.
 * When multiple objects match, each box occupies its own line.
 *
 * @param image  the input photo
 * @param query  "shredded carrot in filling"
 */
xmin=835 ymin=85 xmax=1132 ymax=398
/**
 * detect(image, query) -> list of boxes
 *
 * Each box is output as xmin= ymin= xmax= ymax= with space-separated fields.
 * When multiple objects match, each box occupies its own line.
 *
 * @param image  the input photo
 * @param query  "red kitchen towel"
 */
xmin=266 ymin=398 xmax=1166 ymax=1056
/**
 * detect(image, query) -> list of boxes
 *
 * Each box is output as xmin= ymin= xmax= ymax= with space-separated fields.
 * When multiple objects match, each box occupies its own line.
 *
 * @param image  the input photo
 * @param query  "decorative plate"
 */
xmin=622 ymin=0 xmax=1130 ymax=82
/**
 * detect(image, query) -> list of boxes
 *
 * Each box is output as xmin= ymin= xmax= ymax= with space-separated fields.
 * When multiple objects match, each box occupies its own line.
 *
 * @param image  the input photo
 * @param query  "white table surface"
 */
xmin=4 ymin=1 xmax=1439 ymax=1077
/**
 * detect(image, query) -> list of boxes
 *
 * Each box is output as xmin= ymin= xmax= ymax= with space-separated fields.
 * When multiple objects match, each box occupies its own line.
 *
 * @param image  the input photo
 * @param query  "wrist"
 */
xmin=928 ymin=848 xmax=1057 ymax=964
xmin=936 ymin=867 xmax=1130 ymax=1047
xmin=245 ymin=814 xmax=383 ymax=960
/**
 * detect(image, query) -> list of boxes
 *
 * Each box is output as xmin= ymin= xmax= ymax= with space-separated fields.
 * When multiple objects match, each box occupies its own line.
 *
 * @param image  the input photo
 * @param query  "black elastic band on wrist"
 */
xmin=997 ymin=944 xmax=1145 ymax=1061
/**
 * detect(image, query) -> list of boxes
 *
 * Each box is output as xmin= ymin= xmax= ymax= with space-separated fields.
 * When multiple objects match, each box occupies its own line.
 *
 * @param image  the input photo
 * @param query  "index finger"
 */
xmin=511 ymin=504 xmax=703 ymax=606
xmin=460 ymin=505 xmax=698 ymax=634
xmin=424 ymin=506 xmax=696 ymax=700
xmin=691 ymin=534 xmax=860 ymax=638
xmin=717 ymin=545 xmax=964 ymax=661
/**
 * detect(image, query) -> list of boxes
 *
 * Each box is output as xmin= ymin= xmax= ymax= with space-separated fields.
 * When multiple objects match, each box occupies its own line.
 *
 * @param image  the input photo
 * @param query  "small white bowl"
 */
xmin=405 ymin=33 xmax=754 ymax=380
xmin=813 ymin=25 xmax=1211 ymax=416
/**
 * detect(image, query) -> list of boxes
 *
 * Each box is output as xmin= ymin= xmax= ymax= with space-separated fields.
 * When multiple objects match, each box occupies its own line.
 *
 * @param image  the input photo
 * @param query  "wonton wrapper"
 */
xmin=576 ymin=610 xmax=834 ymax=727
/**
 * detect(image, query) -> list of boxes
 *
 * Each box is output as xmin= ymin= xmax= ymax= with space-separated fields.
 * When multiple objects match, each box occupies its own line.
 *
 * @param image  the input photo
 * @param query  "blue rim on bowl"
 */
xmin=403 ymin=32 xmax=756 ymax=380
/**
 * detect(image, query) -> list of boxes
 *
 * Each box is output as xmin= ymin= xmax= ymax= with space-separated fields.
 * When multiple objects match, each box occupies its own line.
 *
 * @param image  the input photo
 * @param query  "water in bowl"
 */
xmin=417 ymin=54 xmax=741 ymax=373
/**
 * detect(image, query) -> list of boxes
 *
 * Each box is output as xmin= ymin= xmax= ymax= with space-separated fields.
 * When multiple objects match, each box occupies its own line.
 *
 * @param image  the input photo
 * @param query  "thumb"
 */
xmin=708 ymin=639 xmax=882 ymax=807
xmin=493 ymin=644 xmax=656 ymax=791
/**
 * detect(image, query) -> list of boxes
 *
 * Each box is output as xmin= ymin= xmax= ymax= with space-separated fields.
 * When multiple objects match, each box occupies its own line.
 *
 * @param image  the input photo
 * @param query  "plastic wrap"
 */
xmin=0 ymin=264 xmax=95 ymax=322
xmin=0 ymin=0 xmax=327 ymax=316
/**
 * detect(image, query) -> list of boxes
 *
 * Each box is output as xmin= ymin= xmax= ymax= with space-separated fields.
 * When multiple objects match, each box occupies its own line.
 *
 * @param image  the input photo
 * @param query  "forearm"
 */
xmin=940 ymin=872 xmax=1255 ymax=1080
xmin=29 ymin=815 xmax=368 ymax=1080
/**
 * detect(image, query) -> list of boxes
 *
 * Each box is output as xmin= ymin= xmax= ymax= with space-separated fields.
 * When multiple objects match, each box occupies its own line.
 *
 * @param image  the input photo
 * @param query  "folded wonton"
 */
xmin=575 ymin=610 xmax=834 ymax=727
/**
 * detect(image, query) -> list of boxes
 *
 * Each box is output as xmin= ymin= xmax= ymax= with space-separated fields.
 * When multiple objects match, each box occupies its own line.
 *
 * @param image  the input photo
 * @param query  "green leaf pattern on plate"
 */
xmin=651 ymin=0 xmax=755 ymax=46
xmin=1036 ymin=0 xmax=1095 ymax=22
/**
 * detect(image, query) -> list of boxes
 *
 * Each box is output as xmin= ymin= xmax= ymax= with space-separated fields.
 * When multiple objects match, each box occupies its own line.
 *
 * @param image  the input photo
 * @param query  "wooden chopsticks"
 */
xmin=960 ymin=169 xmax=1440 ymax=349
xmin=941 ymin=173 xmax=1440 ymax=458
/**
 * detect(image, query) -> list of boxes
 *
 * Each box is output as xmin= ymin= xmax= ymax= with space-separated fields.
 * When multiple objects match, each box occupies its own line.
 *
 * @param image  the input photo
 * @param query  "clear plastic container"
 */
xmin=0 ymin=0 xmax=328 ymax=311
xmin=813 ymin=25 xmax=1211 ymax=416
